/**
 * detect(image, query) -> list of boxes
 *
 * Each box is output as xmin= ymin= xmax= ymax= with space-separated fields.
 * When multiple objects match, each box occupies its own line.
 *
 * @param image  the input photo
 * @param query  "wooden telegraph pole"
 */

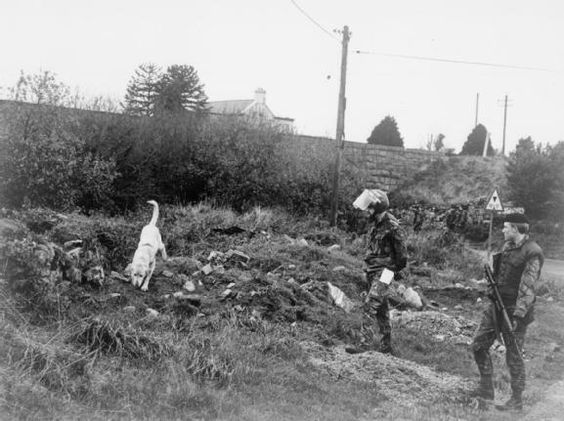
xmin=486 ymin=189 xmax=503 ymax=261
xmin=330 ymin=25 xmax=351 ymax=227
xmin=475 ymin=93 xmax=479 ymax=127
xmin=502 ymin=94 xmax=508 ymax=156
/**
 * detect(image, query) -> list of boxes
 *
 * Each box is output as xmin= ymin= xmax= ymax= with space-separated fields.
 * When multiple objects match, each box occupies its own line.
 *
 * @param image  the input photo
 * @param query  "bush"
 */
xmin=507 ymin=138 xmax=564 ymax=221
xmin=1 ymin=103 xmax=363 ymax=218
xmin=0 ymin=103 xmax=118 ymax=211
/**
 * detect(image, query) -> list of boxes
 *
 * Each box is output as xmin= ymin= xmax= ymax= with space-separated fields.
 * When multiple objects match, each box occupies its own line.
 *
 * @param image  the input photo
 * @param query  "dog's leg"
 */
xmin=141 ymin=260 xmax=155 ymax=292
xmin=160 ymin=243 xmax=168 ymax=261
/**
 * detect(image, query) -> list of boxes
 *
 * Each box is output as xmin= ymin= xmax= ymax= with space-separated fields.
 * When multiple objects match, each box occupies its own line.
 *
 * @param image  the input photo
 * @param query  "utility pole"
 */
xmin=502 ymin=94 xmax=508 ymax=156
xmin=330 ymin=25 xmax=351 ymax=227
xmin=475 ymin=93 xmax=479 ymax=127
xmin=482 ymin=131 xmax=490 ymax=157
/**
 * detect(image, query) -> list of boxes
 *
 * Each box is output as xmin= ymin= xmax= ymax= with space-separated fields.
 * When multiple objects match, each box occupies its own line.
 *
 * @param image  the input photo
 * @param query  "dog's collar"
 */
xmin=139 ymin=243 xmax=155 ymax=248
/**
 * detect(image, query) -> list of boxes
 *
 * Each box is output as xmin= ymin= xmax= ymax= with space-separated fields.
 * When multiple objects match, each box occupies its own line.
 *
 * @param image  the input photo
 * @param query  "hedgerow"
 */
xmin=0 ymin=105 xmax=362 ymax=220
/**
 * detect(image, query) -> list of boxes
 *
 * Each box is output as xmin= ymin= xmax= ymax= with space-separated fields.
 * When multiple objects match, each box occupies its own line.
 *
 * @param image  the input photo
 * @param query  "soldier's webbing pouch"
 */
xmin=367 ymin=268 xmax=394 ymax=300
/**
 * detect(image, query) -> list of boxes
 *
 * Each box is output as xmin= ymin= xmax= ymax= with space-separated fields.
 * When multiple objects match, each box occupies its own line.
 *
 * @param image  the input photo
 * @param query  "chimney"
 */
xmin=254 ymin=88 xmax=266 ymax=104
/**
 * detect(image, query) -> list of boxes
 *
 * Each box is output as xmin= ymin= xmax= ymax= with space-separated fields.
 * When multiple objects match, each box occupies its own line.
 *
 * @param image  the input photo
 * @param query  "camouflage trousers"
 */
xmin=363 ymin=271 xmax=392 ymax=347
xmin=471 ymin=304 xmax=528 ymax=395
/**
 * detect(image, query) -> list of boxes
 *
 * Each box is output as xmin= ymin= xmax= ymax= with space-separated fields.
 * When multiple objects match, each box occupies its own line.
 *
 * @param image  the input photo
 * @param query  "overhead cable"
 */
xmin=354 ymin=49 xmax=554 ymax=72
xmin=289 ymin=0 xmax=340 ymax=42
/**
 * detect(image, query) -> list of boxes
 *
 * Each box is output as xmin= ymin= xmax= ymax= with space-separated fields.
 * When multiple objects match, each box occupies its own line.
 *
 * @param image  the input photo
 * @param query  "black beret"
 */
xmin=505 ymin=213 xmax=529 ymax=224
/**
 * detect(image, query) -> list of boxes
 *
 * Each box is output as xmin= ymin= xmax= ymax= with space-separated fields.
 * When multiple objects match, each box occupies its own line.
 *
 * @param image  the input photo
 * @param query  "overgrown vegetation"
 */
xmin=507 ymin=137 xmax=564 ymax=220
xmin=0 ymin=74 xmax=362 ymax=218
xmin=460 ymin=124 xmax=494 ymax=156
xmin=1 ymin=204 xmax=563 ymax=420
xmin=392 ymin=155 xmax=507 ymax=205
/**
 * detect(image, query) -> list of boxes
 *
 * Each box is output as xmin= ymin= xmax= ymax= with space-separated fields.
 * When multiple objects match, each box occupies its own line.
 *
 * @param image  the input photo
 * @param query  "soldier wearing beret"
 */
xmin=470 ymin=213 xmax=544 ymax=410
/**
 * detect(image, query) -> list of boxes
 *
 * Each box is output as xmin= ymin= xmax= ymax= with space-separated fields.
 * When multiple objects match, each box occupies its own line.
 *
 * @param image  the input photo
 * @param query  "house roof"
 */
xmin=207 ymin=100 xmax=254 ymax=115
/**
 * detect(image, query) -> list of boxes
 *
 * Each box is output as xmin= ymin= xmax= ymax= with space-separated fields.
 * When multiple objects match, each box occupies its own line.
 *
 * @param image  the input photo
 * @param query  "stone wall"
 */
xmin=0 ymin=100 xmax=442 ymax=193
xmin=286 ymin=134 xmax=443 ymax=191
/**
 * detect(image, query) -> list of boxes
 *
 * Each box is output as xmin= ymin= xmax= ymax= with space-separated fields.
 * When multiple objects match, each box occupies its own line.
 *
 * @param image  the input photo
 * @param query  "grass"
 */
xmin=1 ymin=202 xmax=563 ymax=420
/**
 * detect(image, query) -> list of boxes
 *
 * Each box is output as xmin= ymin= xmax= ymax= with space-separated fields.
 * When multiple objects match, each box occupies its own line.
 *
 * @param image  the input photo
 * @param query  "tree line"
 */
xmin=1 ymin=68 xmax=563 ymax=221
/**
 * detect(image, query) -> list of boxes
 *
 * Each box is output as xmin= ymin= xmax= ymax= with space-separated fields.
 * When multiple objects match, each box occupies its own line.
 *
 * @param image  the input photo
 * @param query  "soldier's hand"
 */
xmin=486 ymin=286 xmax=495 ymax=300
xmin=394 ymin=269 xmax=404 ymax=281
xmin=512 ymin=316 xmax=523 ymax=332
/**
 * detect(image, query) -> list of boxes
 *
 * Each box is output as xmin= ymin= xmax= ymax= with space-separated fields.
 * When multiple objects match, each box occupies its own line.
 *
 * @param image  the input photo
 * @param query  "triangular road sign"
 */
xmin=486 ymin=189 xmax=504 ymax=211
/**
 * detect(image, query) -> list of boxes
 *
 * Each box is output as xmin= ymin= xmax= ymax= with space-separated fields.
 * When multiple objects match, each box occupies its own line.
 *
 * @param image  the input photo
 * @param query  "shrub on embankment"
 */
xmin=0 ymin=103 xmax=362 ymax=218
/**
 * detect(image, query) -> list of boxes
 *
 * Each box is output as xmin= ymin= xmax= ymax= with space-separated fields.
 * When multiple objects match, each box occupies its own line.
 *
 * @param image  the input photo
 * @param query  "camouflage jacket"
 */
xmin=365 ymin=211 xmax=407 ymax=274
xmin=493 ymin=235 xmax=544 ymax=319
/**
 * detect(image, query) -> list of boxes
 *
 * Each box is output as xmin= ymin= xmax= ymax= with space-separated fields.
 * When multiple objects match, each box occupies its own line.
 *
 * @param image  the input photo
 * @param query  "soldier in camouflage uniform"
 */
xmin=470 ymin=213 xmax=543 ymax=411
xmin=347 ymin=190 xmax=407 ymax=354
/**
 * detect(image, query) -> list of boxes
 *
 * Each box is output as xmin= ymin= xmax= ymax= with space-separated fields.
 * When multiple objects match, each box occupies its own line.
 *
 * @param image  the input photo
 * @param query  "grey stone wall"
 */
xmin=287 ymin=134 xmax=443 ymax=191
xmin=0 ymin=100 xmax=442 ymax=192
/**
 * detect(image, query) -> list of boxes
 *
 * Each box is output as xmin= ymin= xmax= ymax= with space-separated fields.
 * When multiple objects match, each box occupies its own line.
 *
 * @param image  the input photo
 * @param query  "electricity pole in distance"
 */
xmin=501 ymin=94 xmax=508 ymax=156
xmin=475 ymin=93 xmax=479 ymax=127
xmin=330 ymin=25 xmax=350 ymax=227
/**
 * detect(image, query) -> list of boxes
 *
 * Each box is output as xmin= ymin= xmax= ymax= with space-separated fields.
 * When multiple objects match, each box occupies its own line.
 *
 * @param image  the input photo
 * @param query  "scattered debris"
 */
xmin=207 ymin=250 xmax=224 ymax=262
xmin=225 ymin=249 xmax=250 ymax=263
xmin=212 ymin=226 xmax=248 ymax=236
xmin=146 ymin=308 xmax=159 ymax=317
xmin=84 ymin=266 xmax=105 ymax=286
xmin=161 ymin=270 xmax=174 ymax=278
xmin=63 ymin=239 xmax=83 ymax=249
xmin=183 ymin=279 xmax=196 ymax=292
xmin=327 ymin=282 xmax=355 ymax=313
xmin=327 ymin=244 xmax=341 ymax=252
xmin=201 ymin=264 xmax=213 ymax=275
xmin=110 ymin=271 xmax=129 ymax=283
xmin=397 ymin=285 xmax=423 ymax=310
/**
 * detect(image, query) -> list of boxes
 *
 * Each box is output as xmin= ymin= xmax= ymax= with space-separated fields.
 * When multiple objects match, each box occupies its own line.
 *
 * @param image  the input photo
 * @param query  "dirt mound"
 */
xmin=391 ymin=310 xmax=477 ymax=338
xmin=302 ymin=341 xmax=472 ymax=405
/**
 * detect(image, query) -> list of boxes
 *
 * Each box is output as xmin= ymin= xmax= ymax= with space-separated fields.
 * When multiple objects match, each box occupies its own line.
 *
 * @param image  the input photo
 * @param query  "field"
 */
xmin=1 ymin=204 xmax=563 ymax=420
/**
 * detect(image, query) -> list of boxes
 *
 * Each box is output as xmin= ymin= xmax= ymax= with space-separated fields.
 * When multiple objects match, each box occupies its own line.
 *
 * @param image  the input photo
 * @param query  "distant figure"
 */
xmin=347 ymin=189 xmax=407 ymax=355
xmin=470 ymin=213 xmax=544 ymax=411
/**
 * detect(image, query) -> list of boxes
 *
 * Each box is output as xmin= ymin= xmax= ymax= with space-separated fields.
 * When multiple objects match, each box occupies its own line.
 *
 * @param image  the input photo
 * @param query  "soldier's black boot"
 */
xmin=379 ymin=333 xmax=395 ymax=355
xmin=495 ymin=393 xmax=523 ymax=411
xmin=345 ymin=344 xmax=373 ymax=354
xmin=468 ymin=377 xmax=494 ymax=401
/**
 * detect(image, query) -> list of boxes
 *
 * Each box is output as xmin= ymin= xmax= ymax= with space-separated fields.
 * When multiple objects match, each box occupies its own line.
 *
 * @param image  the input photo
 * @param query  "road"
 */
xmin=467 ymin=245 xmax=564 ymax=283
xmin=543 ymin=259 xmax=564 ymax=282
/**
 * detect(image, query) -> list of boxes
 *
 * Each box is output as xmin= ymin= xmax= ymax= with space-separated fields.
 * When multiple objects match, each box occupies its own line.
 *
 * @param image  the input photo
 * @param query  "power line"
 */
xmin=289 ymin=0 xmax=339 ymax=42
xmin=354 ymin=49 xmax=554 ymax=72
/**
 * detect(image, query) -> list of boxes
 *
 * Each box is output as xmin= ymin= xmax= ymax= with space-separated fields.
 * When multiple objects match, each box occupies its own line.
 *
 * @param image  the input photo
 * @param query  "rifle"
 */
xmin=483 ymin=264 xmax=522 ymax=359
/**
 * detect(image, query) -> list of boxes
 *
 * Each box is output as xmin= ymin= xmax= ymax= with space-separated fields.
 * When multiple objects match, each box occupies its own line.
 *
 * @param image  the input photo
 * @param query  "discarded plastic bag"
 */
xmin=327 ymin=282 xmax=355 ymax=313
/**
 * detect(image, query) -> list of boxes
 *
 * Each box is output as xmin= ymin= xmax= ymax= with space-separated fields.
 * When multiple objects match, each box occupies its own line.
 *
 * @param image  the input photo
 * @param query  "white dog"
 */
xmin=129 ymin=200 xmax=167 ymax=291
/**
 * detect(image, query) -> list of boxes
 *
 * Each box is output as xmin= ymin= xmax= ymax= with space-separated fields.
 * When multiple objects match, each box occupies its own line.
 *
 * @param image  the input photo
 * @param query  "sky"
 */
xmin=1 ymin=0 xmax=563 ymax=153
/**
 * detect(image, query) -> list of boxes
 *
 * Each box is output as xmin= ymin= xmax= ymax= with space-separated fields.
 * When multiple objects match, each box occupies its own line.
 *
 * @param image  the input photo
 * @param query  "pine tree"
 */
xmin=460 ymin=124 xmax=494 ymax=156
xmin=367 ymin=116 xmax=404 ymax=147
xmin=154 ymin=65 xmax=208 ymax=113
xmin=123 ymin=63 xmax=162 ymax=116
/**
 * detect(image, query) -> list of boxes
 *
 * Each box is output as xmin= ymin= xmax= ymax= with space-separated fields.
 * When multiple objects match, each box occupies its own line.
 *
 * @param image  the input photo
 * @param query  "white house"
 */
xmin=207 ymin=88 xmax=294 ymax=131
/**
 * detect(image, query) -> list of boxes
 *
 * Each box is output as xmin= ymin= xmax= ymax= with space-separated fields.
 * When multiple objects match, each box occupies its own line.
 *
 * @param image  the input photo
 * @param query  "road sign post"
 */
xmin=485 ymin=189 xmax=504 ymax=261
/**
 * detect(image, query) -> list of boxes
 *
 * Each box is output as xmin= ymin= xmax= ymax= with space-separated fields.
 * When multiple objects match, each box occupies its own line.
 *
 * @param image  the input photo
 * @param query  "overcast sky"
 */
xmin=1 ymin=0 xmax=563 ymax=152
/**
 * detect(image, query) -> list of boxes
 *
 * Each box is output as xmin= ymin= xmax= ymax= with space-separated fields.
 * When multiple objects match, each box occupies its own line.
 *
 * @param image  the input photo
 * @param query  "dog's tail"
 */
xmin=147 ymin=200 xmax=159 ymax=226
